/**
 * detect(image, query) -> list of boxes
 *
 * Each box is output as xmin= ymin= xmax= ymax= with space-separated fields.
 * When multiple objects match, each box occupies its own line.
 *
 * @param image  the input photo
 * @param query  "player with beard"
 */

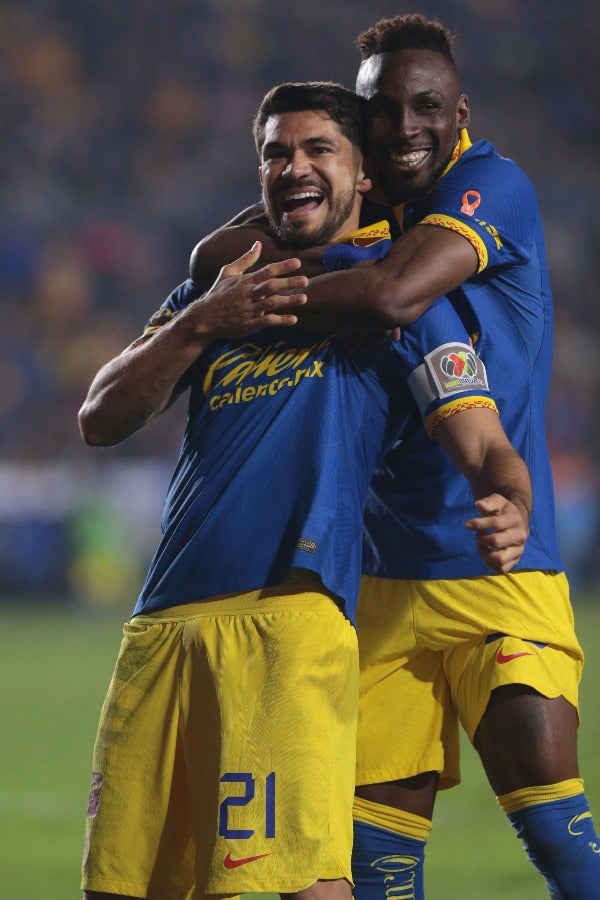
xmin=78 ymin=81 xmax=530 ymax=900
xmin=188 ymin=17 xmax=599 ymax=899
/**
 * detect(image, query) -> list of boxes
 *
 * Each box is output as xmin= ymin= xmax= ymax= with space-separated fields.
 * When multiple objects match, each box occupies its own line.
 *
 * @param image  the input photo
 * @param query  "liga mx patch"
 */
xmin=408 ymin=341 xmax=490 ymax=420
xmin=424 ymin=341 xmax=488 ymax=397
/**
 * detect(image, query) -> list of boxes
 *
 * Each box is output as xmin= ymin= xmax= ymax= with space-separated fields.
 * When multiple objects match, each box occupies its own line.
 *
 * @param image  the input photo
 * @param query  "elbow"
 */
xmin=385 ymin=295 xmax=429 ymax=329
xmin=78 ymin=403 xmax=117 ymax=447
xmin=374 ymin=278 xmax=429 ymax=329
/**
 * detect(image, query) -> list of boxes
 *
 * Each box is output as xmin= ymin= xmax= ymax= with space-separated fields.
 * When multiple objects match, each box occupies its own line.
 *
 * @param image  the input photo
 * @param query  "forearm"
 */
xmin=80 ymin=245 xmax=308 ymax=446
xmin=298 ymin=225 xmax=478 ymax=331
xmin=435 ymin=410 xmax=531 ymax=573
xmin=78 ymin=313 xmax=208 ymax=446
xmin=461 ymin=440 xmax=532 ymax=574
xmin=465 ymin=443 xmax=532 ymax=521
xmin=435 ymin=409 xmax=532 ymax=521
xmin=192 ymin=210 xmax=478 ymax=335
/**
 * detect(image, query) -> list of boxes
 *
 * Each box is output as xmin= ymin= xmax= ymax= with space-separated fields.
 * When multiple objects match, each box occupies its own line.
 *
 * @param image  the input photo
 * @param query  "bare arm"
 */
xmin=434 ymin=407 xmax=532 ymax=573
xmin=300 ymin=225 xmax=478 ymax=330
xmin=191 ymin=210 xmax=478 ymax=331
xmin=78 ymin=244 xmax=307 ymax=447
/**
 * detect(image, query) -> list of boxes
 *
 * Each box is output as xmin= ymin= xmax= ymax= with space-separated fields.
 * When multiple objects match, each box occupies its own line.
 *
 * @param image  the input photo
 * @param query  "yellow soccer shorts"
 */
xmin=356 ymin=571 xmax=583 ymax=790
xmin=82 ymin=584 xmax=359 ymax=899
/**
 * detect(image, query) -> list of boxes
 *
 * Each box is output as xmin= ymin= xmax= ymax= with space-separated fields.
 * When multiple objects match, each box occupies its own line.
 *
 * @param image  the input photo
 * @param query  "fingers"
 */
xmin=201 ymin=245 xmax=308 ymax=338
xmin=220 ymin=242 xmax=305 ymax=282
xmin=465 ymin=493 xmax=529 ymax=573
xmin=260 ymin=312 xmax=301 ymax=328
xmin=252 ymin=275 xmax=308 ymax=302
xmin=466 ymin=495 xmax=528 ymax=536
xmin=250 ymin=256 xmax=304 ymax=282
xmin=477 ymin=544 xmax=523 ymax=574
xmin=249 ymin=269 xmax=308 ymax=319
xmin=251 ymin=290 xmax=307 ymax=329
xmin=219 ymin=241 xmax=263 ymax=277
xmin=465 ymin=514 xmax=528 ymax=548
xmin=472 ymin=494 xmax=504 ymax=516
xmin=471 ymin=525 xmax=526 ymax=573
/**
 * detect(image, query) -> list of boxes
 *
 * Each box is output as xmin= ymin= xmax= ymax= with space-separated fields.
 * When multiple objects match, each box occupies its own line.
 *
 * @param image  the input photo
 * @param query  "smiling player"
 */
xmin=296 ymin=15 xmax=598 ymax=900
xmin=78 ymin=80 xmax=531 ymax=900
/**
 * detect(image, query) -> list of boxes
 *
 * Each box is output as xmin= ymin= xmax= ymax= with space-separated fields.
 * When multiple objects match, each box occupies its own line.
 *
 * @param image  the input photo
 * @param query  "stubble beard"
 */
xmin=264 ymin=186 xmax=358 ymax=250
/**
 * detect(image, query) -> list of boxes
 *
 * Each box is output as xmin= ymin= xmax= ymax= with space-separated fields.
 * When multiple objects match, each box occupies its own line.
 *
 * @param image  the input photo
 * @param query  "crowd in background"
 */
xmin=2 ymin=0 xmax=599 ymax=600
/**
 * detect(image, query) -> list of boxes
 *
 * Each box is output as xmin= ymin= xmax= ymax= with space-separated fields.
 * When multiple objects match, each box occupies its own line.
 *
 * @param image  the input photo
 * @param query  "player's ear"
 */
xmin=357 ymin=167 xmax=373 ymax=196
xmin=354 ymin=150 xmax=372 ymax=195
xmin=363 ymin=153 xmax=376 ymax=179
xmin=457 ymin=93 xmax=470 ymax=129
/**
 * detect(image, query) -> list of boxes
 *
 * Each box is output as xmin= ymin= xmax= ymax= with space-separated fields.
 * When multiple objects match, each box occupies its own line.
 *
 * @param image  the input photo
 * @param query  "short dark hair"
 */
xmin=356 ymin=13 xmax=457 ymax=64
xmin=252 ymin=81 xmax=367 ymax=156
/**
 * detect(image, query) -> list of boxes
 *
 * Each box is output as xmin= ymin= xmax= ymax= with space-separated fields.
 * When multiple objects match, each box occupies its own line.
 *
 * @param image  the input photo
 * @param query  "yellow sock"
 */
xmin=497 ymin=778 xmax=585 ymax=814
xmin=353 ymin=794 xmax=432 ymax=842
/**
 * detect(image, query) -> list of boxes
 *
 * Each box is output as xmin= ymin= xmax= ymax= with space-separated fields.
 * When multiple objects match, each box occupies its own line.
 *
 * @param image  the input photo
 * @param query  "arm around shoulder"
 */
xmin=301 ymin=224 xmax=479 ymax=331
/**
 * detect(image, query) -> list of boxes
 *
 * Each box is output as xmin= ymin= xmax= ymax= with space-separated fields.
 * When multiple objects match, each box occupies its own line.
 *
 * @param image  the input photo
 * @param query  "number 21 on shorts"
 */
xmin=219 ymin=771 xmax=276 ymax=838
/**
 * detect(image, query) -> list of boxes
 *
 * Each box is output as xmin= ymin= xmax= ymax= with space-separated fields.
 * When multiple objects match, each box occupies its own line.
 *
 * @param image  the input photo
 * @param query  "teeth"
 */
xmin=285 ymin=191 xmax=321 ymax=201
xmin=389 ymin=149 xmax=430 ymax=167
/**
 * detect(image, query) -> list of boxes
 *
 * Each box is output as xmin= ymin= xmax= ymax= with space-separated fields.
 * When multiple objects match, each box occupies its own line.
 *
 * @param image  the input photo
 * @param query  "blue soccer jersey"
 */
xmin=362 ymin=134 xmax=563 ymax=579
xmin=132 ymin=279 xmax=494 ymax=624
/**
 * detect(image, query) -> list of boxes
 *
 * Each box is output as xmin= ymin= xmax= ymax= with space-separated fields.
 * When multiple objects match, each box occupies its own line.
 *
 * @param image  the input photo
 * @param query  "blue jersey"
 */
xmin=132 ymin=280 xmax=494 ymax=623
xmin=362 ymin=135 xmax=563 ymax=579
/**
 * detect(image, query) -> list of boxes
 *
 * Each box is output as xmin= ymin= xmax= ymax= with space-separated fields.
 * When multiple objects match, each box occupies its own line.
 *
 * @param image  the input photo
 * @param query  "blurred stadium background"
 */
xmin=1 ymin=0 xmax=599 ymax=897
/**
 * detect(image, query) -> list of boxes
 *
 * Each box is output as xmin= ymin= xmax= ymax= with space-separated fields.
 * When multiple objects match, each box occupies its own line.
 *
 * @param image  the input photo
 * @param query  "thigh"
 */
xmin=356 ymin=577 xmax=460 ymax=790
xmin=356 ymin=772 xmax=440 ymax=820
xmin=474 ymin=686 xmax=580 ymax=795
xmin=443 ymin=572 xmax=583 ymax=744
xmin=193 ymin=589 xmax=360 ymax=897
xmin=82 ymin=617 xmax=196 ymax=899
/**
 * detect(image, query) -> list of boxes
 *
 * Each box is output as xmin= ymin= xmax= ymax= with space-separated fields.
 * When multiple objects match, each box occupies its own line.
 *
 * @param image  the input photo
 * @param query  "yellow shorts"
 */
xmin=82 ymin=585 xmax=359 ymax=899
xmin=356 ymin=571 xmax=583 ymax=790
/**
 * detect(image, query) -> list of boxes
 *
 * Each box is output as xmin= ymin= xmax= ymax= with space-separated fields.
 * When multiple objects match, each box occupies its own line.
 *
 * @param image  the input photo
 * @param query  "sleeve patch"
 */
xmin=142 ymin=306 xmax=178 ymax=336
xmin=407 ymin=341 xmax=490 ymax=420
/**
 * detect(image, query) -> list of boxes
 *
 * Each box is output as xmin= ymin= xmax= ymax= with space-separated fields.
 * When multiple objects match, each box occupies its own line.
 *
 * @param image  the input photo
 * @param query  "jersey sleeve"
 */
xmin=142 ymin=279 xmax=202 ymax=337
xmin=393 ymin=296 xmax=498 ymax=436
xmin=420 ymin=143 xmax=540 ymax=275
xmin=135 ymin=279 xmax=203 ymax=396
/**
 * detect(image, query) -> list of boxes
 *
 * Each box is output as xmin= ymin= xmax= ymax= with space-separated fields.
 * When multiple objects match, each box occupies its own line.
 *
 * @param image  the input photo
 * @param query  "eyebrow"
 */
xmin=262 ymin=134 xmax=339 ymax=155
xmin=371 ymin=88 xmax=444 ymax=103
xmin=413 ymin=89 xmax=444 ymax=101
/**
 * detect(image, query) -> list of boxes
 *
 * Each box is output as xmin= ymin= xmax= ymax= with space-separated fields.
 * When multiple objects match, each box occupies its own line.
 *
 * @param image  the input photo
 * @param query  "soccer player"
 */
xmin=308 ymin=15 xmax=599 ymax=900
xmin=78 ymin=81 xmax=530 ymax=900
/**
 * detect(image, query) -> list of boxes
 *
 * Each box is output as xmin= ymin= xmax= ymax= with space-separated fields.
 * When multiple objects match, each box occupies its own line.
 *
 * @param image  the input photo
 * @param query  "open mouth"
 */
xmin=280 ymin=189 xmax=324 ymax=217
xmin=387 ymin=148 xmax=431 ymax=169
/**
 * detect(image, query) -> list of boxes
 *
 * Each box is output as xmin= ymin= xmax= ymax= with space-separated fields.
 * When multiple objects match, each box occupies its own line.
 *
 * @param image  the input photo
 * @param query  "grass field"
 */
xmin=1 ymin=598 xmax=599 ymax=899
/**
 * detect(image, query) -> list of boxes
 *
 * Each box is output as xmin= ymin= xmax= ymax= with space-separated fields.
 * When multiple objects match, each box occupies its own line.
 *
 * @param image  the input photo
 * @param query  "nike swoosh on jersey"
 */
xmin=223 ymin=851 xmax=272 ymax=869
xmin=496 ymin=649 xmax=534 ymax=664
xmin=568 ymin=812 xmax=593 ymax=836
